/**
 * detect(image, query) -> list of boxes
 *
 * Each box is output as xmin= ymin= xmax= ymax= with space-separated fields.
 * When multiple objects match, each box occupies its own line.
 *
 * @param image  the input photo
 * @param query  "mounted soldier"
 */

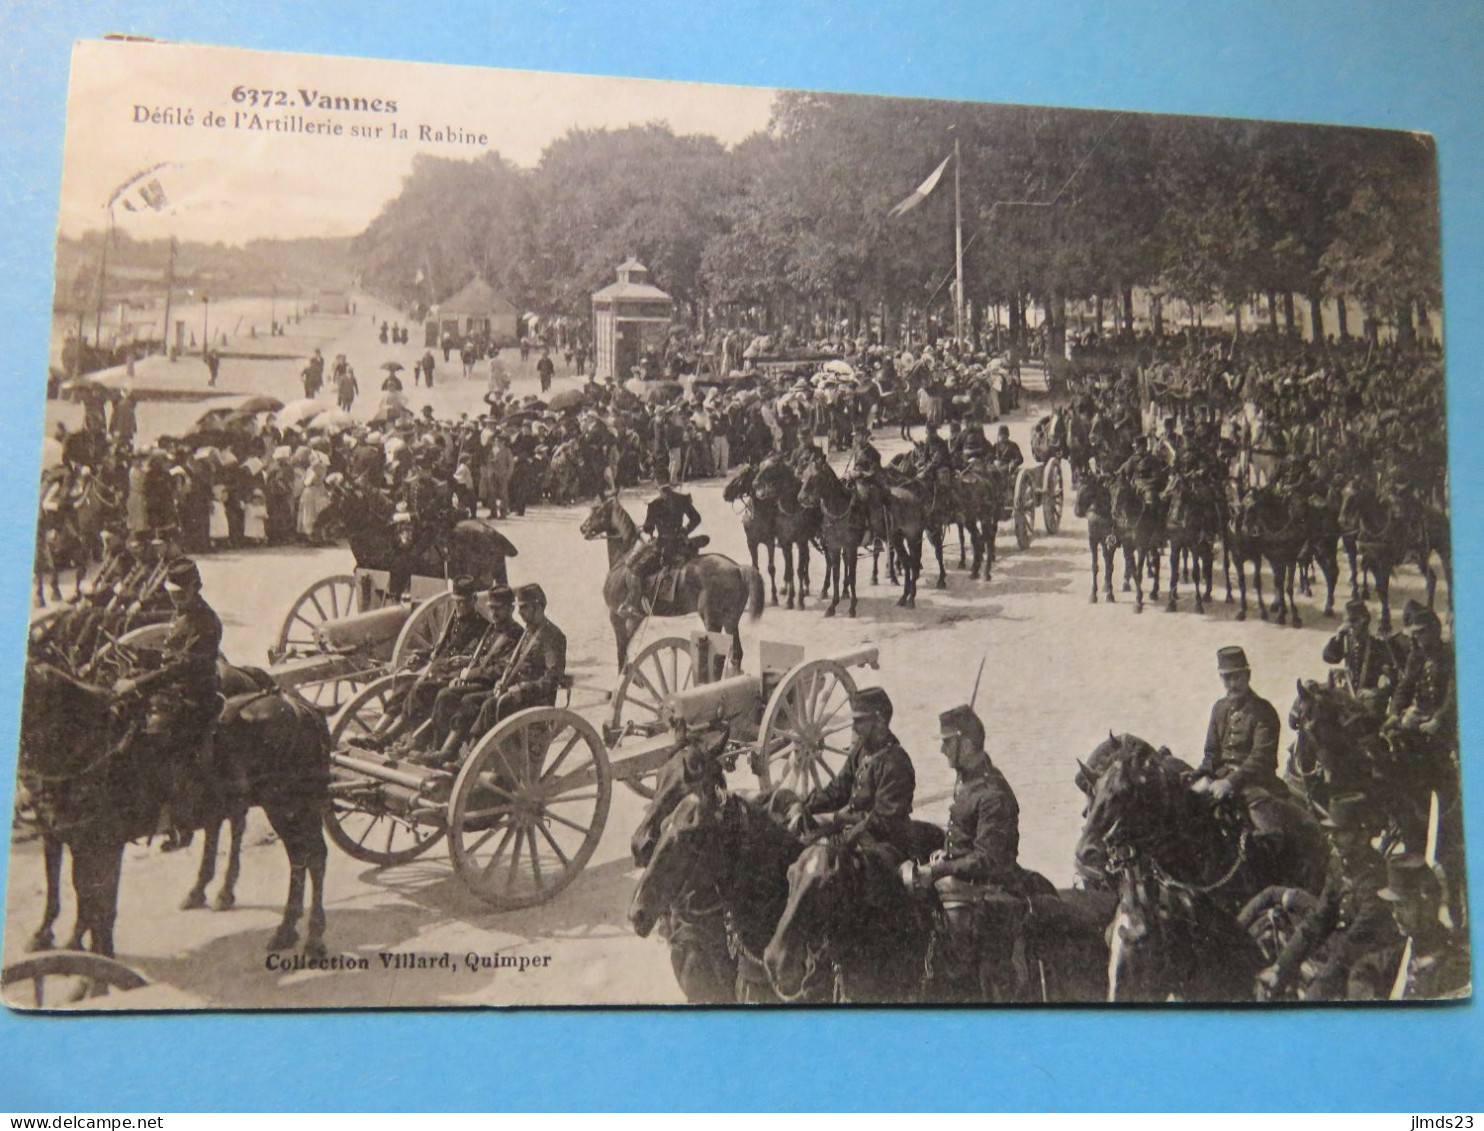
xmin=1195 ymin=646 xmax=1286 ymax=840
xmin=619 ymin=468 xmax=703 ymax=620
xmin=786 ymin=687 xmax=923 ymax=868
xmin=1321 ymin=598 xmax=1399 ymax=710
xmin=111 ymin=558 xmax=222 ymax=844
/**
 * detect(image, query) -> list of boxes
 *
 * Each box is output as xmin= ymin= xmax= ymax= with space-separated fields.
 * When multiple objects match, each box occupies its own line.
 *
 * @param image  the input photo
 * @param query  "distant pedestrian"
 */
xmin=336 ymin=365 xmax=360 ymax=411
xmin=205 ymin=348 xmax=221 ymax=388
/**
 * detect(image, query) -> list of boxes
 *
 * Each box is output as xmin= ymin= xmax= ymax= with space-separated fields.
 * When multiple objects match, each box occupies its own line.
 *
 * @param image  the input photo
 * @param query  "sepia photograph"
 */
xmin=1 ymin=35 xmax=1466 ymax=1011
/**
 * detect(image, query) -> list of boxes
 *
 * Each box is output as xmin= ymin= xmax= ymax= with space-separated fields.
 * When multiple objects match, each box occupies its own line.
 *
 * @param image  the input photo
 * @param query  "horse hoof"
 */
xmin=1134 ymin=604 xmax=1143 ymax=614
xmin=1195 ymin=604 xmax=1205 ymax=615
xmin=1292 ymin=616 xmax=1303 ymax=630
xmin=267 ymin=929 xmax=298 ymax=952
xmin=302 ymin=939 xmax=328 ymax=962
xmin=180 ymin=891 xmax=208 ymax=911
xmin=770 ymin=596 xmax=779 ymax=607
xmin=1236 ymin=609 xmax=1246 ymax=622
xmin=1224 ymin=594 xmax=1234 ymax=604
xmin=1090 ymin=594 xmax=1098 ymax=604
xmin=26 ymin=932 xmax=54 ymax=953
xmin=1164 ymin=601 xmax=1176 ymax=613
xmin=823 ymin=607 xmax=836 ymax=618
xmin=213 ymin=891 xmax=236 ymax=912
xmin=785 ymin=599 xmax=794 ymax=610
xmin=848 ymin=606 xmax=857 ymax=618
xmin=906 ymin=597 xmax=916 ymax=609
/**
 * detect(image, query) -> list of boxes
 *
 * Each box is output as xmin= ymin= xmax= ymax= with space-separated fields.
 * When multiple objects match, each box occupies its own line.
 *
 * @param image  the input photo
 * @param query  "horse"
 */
xmin=34 ymin=501 xmax=89 ymax=608
xmin=1110 ymin=473 xmax=1164 ymax=613
xmin=630 ymin=785 xmax=828 ymax=1004
xmin=724 ymin=460 xmax=817 ymax=610
xmin=795 ymin=459 xmax=870 ymax=617
xmin=799 ymin=458 xmax=925 ymax=611
xmin=1162 ymin=469 xmax=1220 ymax=614
xmin=1073 ymin=471 xmax=1118 ymax=603
xmin=948 ymin=459 xmax=1003 ymax=582
xmin=1229 ymin=483 xmax=1306 ymax=627
xmin=763 ymin=836 xmax=937 ymax=1002
xmin=19 ymin=660 xmax=332 ymax=978
xmin=1336 ymin=479 xmax=1411 ymax=633
xmin=579 ymin=493 xmax=764 ymax=670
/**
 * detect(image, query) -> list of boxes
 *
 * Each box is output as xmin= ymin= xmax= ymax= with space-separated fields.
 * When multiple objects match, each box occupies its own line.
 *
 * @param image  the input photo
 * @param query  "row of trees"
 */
xmin=352 ymin=93 xmax=1442 ymax=348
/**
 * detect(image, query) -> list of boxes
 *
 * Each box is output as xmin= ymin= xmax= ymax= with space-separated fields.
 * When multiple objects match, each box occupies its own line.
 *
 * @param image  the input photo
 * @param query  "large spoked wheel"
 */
xmin=276 ymin=574 xmax=359 ymax=657
xmin=325 ymin=672 xmax=446 ymax=866
xmin=449 ymin=707 xmax=612 ymax=910
xmin=608 ymin=636 xmax=695 ymax=798
xmin=1013 ymin=467 xmax=1037 ymax=551
xmin=391 ymin=591 xmax=453 ymax=671
xmin=753 ymin=659 xmax=858 ymax=793
xmin=1042 ymin=459 xmax=1064 ymax=534
xmin=2 ymin=951 xmax=149 ymax=1008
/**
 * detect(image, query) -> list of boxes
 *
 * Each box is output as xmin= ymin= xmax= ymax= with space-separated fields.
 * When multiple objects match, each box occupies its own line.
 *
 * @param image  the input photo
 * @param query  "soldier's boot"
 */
xmin=162 ymin=760 xmax=202 ymax=852
xmin=933 ymin=902 xmax=980 ymax=1002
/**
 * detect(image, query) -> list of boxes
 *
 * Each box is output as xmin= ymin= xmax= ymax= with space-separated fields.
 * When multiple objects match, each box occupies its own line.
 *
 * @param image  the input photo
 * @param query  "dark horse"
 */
xmin=1074 ymin=734 xmax=1329 ymax=1001
xmin=1338 ymin=477 xmax=1450 ymax=633
xmin=1111 ymin=473 xmax=1165 ymax=613
xmin=1074 ymin=470 xmax=1118 ymax=603
xmin=1162 ymin=468 xmax=1220 ymax=614
xmin=580 ymin=493 xmax=764 ymax=670
xmin=630 ymin=781 xmax=830 ymax=1004
xmin=19 ymin=661 xmax=333 ymax=977
xmin=723 ymin=459 xmax=817 ymax=610
xmin=799 ymin=459 xmax=925 ymax=613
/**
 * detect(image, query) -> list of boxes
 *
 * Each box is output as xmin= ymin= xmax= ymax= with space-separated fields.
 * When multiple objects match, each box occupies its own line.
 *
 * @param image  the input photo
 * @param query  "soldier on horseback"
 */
xmin=904 ymin=703 xmax=1029 ymax=997
xmin=111 ymin=558 xmax=223 ymax=844
xmin=618 ymin=468 xmax=702 ymax=620
xmin=1195 ymin=646 xmax=1287 ymax=839
xmin=845 ymin=424 xmax=892 ymax=539
xmin=1322 ymin=598 xmax=1400 ymax=709
xmin=786 ymin=687 xmax=922 ymax=867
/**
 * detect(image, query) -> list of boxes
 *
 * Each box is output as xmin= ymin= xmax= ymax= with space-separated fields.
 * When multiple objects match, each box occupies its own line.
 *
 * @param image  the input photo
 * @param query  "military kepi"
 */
xmin=163 ymin=558 xmax=201 ymax=591
xmin=451 ymin=575 xmax=478 ymax=598
xmin=939 ymin=704 xmax=981 ymax=735
xmin=850 ymin=686 xmax=893 ymax=722
xmin=1216 ymin=645 xmax=1249 ymax=673
xmin=516 ymin=583 xmax=547 ymax=605
xmin=487 ymin=584 xmax=514 ymax=604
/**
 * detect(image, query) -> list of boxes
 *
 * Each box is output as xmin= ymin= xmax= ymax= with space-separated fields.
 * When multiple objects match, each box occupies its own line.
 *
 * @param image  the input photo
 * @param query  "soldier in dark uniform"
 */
xmin=1196 ymin=645 xmax=1286 ymax=836
xmin=1253 ymin=792 xmax=1398 ymax=1000
xmin=989 ymin=425 xmax=1024 ymax=476
xmin=620 ymin=469 xmax=702 ymax=619
xmin=907 ymin=704 xmax=1022 ymax=997
xmin=845 ymin=424 xmax=891 ymax=538
xmin=951 ymin=422 xmax=990 ymax=466
xmin=1374 ymin=854 xmax=1470 ymax=1000
xmin=917 ymin=422 xmax=952 ymax=476
xmin=418 ymin=585 xmax=524 ymax=766
xmin=370 ymin=576 xmax=490 ymax=750
xmin=1322 ymin=598 xmax=1399 ymax=709
xmin=112 ymin=558 xmax=222 ymax=842
xmin=466 ymin=584 xmax=568 ymax=744
xmin=787 ymin=687 xmax=919 ymax=868
xmin=1387 ymin=607 xmax=1454 ymax=740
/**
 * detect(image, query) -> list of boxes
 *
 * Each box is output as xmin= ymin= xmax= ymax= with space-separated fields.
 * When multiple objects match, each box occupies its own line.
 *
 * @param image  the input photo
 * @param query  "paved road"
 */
xmin=6 ymin=305 xmax=1444 ymax=1008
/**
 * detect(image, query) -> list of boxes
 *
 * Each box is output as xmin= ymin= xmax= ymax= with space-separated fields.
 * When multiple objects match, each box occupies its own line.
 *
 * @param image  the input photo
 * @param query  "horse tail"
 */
xmin=745 ymin=565 xmax=765 ymax=621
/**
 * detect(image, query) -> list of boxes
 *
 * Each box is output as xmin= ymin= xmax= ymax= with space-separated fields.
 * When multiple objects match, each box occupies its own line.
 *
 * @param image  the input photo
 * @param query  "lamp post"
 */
xmin=201 ymin=294 xmax=210 ymax=353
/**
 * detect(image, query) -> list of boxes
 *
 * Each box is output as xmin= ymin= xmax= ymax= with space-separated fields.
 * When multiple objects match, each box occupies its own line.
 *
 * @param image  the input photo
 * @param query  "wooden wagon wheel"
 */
xmin=753 ymin=659 xmax=858 ymax=793
xmin=1013 ymin=467 xmax=1037 ymax=550
xmin=607 ymin=636 xmax=695 ymax=798
xmin=448 ymin=707 xmax=612 ymax=910
xmin=390 ymin=591 xmax=453 ymax=670
xmin=324 ymin=672 xmax=446 ymax=865
xmin=275 ymin=574 xmax=359 ymax=657
xmin=1042 ymin=458 xmax=1064 ymax=535
xmin=2 ymin=951 xmax=149 ymax=1008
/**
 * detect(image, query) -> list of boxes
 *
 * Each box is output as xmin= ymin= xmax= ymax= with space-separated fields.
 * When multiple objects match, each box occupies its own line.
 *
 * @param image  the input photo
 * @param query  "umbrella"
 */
xmin=237 ymin=394 xmax=284 ymax=414
xmin=380 ymin=361 xmax=405 ymax=373
xmin=547 ymin=388 xmax=587 ymax=412
xmin=822 ymin=359 xmax=855 ymax=377
xmin=194 ymin=406 xmax=239 ymax=430
xmin=274 ymin=398 xmax=325 ymax=428
xmin=307 ymin=408 xmax=355 ymax=434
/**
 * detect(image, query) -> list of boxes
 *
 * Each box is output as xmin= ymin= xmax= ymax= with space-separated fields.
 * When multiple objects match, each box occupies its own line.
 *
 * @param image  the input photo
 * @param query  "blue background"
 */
xmin=1 ymin=0 xmax=1480 ymax=1112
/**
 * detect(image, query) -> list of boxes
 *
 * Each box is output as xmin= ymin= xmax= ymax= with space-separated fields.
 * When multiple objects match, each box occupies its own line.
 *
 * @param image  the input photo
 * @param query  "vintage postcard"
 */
xmin=1 ymin=37 xmax=1465 ymax=1009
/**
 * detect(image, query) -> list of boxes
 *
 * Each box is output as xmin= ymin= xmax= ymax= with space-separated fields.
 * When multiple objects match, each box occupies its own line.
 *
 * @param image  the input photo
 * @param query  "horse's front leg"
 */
xmin=845 ymin=543 xmax=860 ymax=617
xmin=216 ymin=810 xmax=247 ymax=910
xmin=1089 ymin=540 xmax=1100 ymax=603
xmin=823 ymin=549 xmax=840 ymax=617
xmin=182 ymin=820 xmax=221 ymax=909
xmin=1165 ymin=539 xmax=1180 ymax=611
xmin=28 ymin=833 xmax=64 ymax=952
xmin=956 ymin=523 xmax=967 ymax=570
xmin=766 ymin=541 xmax=779 ymax=607
xmin=931 ymin=527 xmax=948 ymax=589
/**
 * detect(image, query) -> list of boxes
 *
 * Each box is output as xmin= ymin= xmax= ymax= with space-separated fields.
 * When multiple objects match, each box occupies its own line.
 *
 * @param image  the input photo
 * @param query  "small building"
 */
xmin=592 ymin=258 xmax=673 ymax=382
xmin=426 ymin=277 xmax=520 ymax=347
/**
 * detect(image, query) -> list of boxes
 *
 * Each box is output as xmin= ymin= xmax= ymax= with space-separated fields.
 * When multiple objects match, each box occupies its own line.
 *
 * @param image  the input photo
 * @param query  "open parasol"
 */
xmin=306 ymin=408 xmax=355 ymax=434
xmin=236 ymin=394 xmax=284 ymax=415
xmin=547 ymin=388 xmax=587 ymax=412
xmin=274 ymin=398 xmax=325 ymax=428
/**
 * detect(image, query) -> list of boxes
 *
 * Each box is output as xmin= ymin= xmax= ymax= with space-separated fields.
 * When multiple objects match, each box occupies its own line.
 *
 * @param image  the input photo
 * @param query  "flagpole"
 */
xmin=94 ymin=206 xmax=114 ymax=347
xmin=954 ymin=136 xmax=965 ymax=347
xmin=161 ymin=235 xmax=176 ymax=360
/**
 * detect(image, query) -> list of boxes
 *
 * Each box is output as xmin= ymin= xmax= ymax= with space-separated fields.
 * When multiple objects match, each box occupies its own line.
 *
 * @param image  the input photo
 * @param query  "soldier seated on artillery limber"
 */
xmin=360 ymin=575 xmax=491 ymax=752
xmin=111 ymin=558 xmax=227 ymax=847
xmin=617 ymin=468 xmax=704 ymax=621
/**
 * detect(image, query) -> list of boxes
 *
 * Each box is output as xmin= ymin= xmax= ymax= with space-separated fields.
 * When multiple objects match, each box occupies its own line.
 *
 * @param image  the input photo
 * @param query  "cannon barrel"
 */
xmin=821 ymin=644 xmax=879 ymax=671
xmin=314 ymin=605 xmax=413 ymax=653
xmin=662 ymin=673 xmax=762 ymax=729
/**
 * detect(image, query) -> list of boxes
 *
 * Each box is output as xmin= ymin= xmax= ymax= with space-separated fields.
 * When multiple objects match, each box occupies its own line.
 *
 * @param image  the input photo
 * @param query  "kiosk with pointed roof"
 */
xmin=592 ymin=258 xmax=673 ymax=382
xmin=425 ymin=277 xmax=519 ymax=347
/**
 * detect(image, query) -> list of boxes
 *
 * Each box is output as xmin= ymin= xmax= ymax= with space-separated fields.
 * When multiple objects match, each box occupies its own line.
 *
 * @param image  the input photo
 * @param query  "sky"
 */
xmin=59 ymin=39 xmax=777 ymax=245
